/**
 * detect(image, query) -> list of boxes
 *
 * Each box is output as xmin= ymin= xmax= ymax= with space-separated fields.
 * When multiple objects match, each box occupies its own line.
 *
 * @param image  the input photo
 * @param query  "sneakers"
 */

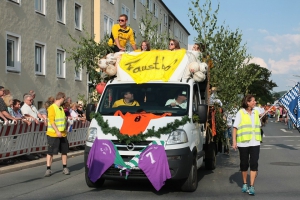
xmin=62 ymin=167 xmax=70 ymax=175
xmin=45 ymin=168 xmax=70 ymax=176
xmin=44 ymin=169 xmax=52 ymax=177
xmin=248 ymin=186 xmax=255 ymax=195
xmin=241 ymin=184 xmax=248 ymax=193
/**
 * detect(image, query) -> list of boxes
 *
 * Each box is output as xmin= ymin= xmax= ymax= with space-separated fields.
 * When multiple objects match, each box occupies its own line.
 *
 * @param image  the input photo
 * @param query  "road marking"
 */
xmin=280 ymin=129 xmax=293 ymax=133
xmin=265 ymin=136 xmax=300 ymax=138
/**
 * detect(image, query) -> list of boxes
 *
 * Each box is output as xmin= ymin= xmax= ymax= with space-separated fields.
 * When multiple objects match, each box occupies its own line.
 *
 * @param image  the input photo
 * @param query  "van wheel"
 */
xmin=205 ymin=142 xmax=216 ymax=170
xmin=85 ymin=172 xmax=105 ymax=188
xmin=180 ymin=158 xmax=198 ymax=192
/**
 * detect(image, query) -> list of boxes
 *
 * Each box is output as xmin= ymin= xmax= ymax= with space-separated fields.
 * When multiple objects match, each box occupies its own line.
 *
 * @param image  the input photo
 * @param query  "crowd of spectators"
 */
xmin=0 ymin=86 xmax=86 ymax=165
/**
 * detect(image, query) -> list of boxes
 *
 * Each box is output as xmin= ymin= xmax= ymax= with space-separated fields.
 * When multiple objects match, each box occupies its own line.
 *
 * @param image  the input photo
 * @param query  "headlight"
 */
xmin=86 ymin=127 xmax=97 ymax=142
xmin=166 ymin=129 xmax=188 ymax=145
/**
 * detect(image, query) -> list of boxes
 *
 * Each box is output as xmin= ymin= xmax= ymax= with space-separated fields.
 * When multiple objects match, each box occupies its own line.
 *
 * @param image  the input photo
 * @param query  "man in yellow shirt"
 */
xmin=108 ymin=14 xmax=137 ymax=52
xmin=112 ymin=90 xmax=140 ymax=107
xmin=45 ymin=92 xmax=70 ymax=177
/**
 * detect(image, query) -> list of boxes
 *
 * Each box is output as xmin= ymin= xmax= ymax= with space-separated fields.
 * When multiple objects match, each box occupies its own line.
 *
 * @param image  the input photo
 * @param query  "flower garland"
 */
xmin=92 ymin=112 xmax=190 ymax=144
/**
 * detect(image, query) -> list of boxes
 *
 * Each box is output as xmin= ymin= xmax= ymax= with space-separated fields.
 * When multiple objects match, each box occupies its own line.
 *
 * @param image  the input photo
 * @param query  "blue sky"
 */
xmin=163 ymin=0 xmax=300 ymax=92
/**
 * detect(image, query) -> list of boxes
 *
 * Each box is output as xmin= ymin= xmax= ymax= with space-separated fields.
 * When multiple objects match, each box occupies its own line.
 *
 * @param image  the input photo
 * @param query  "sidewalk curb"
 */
xmin=0 ymin=150 xmax=84 ymax=175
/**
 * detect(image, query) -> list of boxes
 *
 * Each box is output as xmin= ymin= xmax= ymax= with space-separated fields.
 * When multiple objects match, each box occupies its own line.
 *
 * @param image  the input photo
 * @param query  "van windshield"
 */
xmin=97 ymin=83 xmax=189 ymax=116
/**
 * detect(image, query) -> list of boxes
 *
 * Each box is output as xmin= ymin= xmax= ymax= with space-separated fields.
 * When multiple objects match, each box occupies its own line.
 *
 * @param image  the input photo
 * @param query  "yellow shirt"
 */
xmin=108 ymin=24 xmax=136 ymax=48
xmin=112 ymin=99 xmax=140 ymax=108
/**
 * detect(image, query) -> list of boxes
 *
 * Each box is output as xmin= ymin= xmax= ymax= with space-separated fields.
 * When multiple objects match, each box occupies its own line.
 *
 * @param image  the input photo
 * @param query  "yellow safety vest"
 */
xmin=47 ymin=104 xmax=66 ymax=133
xmin=236 ymin=109 xmax=261 ymax=142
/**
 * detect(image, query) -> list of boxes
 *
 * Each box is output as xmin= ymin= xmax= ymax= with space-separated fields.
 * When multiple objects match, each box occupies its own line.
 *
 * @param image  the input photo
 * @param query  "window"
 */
xmin=57 ymin=0 xmax=65 ymax=23
xmin=75 ymin=3 xmax=82 ymax=30
xmin=75 ymin=67 xmax=82 ymax=81
xmin=35 ymin=42 xmax=46 ymax=75
xmin=175 ymin=27 xmax=179 ymax=38
xmin=159 ymin=23 xmax=162 ymax=34
xmin=8 ymin=0 xmax=20 ymax=4
xmin=56 ymin=49 xmax=65 ymax=78
xmin=147 ymin=0 xmax=152 ymax=12
xmin=140 ymin=0 xmax=146 ymax=6
xmin=6 ymin=33 xmax=21 ymax=72
xmin=164 ymin=14 xmax=168 ymax=26
xmin=97 ymin=83 xmax=189 ymax=115
xmin=121 ymin=5 xmax=130 ymax=24
xmin=103 ymin=15 xmax=114 ymax=35
xmin=133 ymin=0 xmax=136 ymax=19
xmin=154 ymin=3 xmax=158 ymax=17
xmin=35 ymin=0 xmax=45 ymax=14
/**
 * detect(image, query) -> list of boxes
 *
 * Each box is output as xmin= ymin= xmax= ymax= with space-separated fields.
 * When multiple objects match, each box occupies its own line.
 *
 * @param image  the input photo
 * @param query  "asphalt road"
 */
xmin=0 ymin=119 xmax=300 ymax=200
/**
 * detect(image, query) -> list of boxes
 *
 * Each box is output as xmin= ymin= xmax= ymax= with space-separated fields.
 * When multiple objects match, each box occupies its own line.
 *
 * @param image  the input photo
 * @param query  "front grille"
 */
xmin=104 ymin=165 xmax=147 ymax=178
xmin=111 ymin=140 xmax=152 ymax=151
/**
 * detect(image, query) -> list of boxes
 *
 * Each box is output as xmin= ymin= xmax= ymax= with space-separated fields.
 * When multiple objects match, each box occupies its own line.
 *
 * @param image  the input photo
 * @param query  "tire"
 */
xmin=205 ymin=142 xmax=216 ymax=170
xmin=180 ymin=158 xmax=198 ymax=192
xmin=85 ymin=171 xmax=105 ymax=188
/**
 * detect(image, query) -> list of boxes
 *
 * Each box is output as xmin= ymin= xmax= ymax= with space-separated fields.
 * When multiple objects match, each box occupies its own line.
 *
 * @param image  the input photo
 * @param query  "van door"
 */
xmin=192 ymin=84 xmax=203 ymax=153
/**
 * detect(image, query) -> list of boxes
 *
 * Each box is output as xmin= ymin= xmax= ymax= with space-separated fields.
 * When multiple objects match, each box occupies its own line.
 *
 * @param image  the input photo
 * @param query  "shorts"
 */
xmin=238 ymin=145 xmax=260 ymax=171
xmin=112 ymin=45 xmax=121 ymax=52
xmin=46 ymin=135 xmax=69 ymax=155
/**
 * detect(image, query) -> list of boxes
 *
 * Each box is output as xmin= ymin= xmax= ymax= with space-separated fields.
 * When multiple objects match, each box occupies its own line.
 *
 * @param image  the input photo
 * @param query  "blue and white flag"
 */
xmin=278 ymin=82 xmax=300 ymax=129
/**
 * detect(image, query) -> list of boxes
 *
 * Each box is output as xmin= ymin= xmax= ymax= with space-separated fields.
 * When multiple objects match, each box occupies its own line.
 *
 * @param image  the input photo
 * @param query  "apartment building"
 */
xmin=95 ymin=0 xmax=190 ymax=49
xmin=0 ymin=0 xmax=189 ymax=108
xmin=0 ymin=0 xmax=92 ymax=108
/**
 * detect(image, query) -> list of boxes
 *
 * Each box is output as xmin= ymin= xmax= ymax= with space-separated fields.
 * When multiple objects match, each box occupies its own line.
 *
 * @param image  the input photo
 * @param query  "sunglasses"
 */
xmin=169 ymin=43 xmax=174 ymax=46
xmin=118 ymin=19 xmax=125 ymax=22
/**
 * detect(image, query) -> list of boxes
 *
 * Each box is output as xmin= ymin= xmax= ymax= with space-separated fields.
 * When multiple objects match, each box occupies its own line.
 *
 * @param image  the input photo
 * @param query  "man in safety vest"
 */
xmin=45 ymin=92 xmax=70 ymax=177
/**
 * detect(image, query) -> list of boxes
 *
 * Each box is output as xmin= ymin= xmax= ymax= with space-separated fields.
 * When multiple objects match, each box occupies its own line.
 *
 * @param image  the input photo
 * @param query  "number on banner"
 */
xmin=146 ymin=152 xmax=156 ymax=164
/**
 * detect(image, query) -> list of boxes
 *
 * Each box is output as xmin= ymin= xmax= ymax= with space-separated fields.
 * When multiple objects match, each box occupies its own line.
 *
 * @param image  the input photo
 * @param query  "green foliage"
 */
xmin=189 ymin=0 xmax=258 ymax=113
xmin=62 ymin=29 xmax=112 ymax=86
xmin=62 ymin=28 xmax=113 ymax=103
xmin=189 ymin=0 xmax=259 ymax=109
xmin=138 ymin=8 xmax=169 ymax=50
xmin=92 ymin=112 xmax=190 ymax=144
xmin=77 ymin=93 xmax=87 ymax=106
xmin=246 ymin=63 xmax=278 ymax=105
xmin=214 ymin=104 xmax=227 ymax=143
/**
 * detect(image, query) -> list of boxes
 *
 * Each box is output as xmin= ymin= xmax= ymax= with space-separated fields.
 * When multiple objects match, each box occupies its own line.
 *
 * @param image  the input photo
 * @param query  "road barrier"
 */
xmin=0 ymin=119 xmax=90 ymax=160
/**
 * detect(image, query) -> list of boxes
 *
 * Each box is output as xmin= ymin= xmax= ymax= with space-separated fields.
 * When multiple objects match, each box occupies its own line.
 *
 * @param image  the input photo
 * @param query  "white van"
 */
xmin=84 ymin=50 xmax=217 ymax=192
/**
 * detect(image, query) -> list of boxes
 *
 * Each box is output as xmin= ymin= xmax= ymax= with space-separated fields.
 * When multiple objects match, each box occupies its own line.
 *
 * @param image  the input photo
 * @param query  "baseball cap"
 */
xmin=177 ymin=90 xmax=187 ymax=96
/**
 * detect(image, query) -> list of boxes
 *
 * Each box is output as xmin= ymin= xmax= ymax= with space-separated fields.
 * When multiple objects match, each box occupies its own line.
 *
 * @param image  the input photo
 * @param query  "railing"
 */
xmin=0 ymin=120 xmax=90 ymax=160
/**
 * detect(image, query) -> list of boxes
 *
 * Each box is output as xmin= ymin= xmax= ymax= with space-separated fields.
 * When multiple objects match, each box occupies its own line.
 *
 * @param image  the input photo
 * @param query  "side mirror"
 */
xmin=197 ymin=104 xmax=208 ymax=123
xmin=86 ymin=103 xmax=96 ymax=122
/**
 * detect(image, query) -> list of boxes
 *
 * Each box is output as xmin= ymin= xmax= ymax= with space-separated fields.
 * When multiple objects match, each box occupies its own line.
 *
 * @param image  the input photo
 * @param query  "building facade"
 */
xmin=1 ymin=0 xmax=189 ymax=108
xmin=0 ymin=0 xmax=92 ymax=108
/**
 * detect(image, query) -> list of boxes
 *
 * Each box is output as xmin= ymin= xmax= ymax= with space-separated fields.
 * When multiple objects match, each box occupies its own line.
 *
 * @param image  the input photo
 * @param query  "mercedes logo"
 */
xmin=126 ymin=143 xmax=135 ymax=151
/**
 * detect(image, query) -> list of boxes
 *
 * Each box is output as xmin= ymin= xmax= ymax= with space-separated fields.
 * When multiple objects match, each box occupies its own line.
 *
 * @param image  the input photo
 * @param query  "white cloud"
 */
xmin=248 ymin=54 xmax=300 ymax=75
xmin=265 ymin=34 xmax=300 ymax=48
xmin=249 ymin=57 xmax=268 ymax=68
xmin=268 ymin=54 xmax=300 ymax=74
xmin=258 ymin=29 xmax=269 ymax=34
